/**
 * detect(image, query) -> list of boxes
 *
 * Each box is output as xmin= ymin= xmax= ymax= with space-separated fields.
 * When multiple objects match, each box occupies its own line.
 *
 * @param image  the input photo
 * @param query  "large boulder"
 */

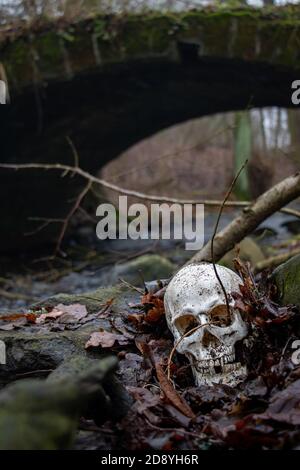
xmin=0 ymin=283 xmax=138 ymax=449
xmin=272 ymin=254 xmax=300 ymax=308
xmin=102 ymin=254 xmax=175 ymax=286
xmin=0 ymin=284 xmax=137 ymax=385
xmin=0 ymin=356 xmax=119 ymax=450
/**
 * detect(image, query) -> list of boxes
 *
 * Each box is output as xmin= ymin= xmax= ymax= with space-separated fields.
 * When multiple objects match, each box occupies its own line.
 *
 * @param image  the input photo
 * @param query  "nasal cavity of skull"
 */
xmin=208 ymin=304 xmax=232 ymax=327
xmin=202 ymin=330 xmax=220 ymax=349
xmin=174 ymin=314 xmax=199 ymax=337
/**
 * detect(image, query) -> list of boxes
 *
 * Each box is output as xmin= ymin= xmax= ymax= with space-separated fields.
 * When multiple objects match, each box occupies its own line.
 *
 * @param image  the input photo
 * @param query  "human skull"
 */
xmin=164 ymin=263 xmax=248 ymax=387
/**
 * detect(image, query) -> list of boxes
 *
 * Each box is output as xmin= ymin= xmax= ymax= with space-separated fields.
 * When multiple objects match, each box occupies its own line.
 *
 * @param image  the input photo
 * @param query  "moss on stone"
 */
xmin=220 ymin=237 xmax=265 ymax=270
xmin=0 ymin=283 xmax=139 ymax=385
xmin=272 ymin=254 xmax=300 ymax=308
xmin=34 ymin=32 xmax=65 ymax=77
xmin=1 ymin=6 xmax=300 ymax=90
xmin=1 ymin=39 xmax=32 ymax=86
xmin=38 ymin=284 xmax=127 ymax=313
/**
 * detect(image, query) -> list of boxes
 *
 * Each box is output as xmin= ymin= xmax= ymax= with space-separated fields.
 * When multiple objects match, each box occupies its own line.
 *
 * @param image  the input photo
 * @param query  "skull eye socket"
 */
xmin=174 ymin=314 xmax=199 ymax=337
xmin=209 ymin=304 xmax=232 ymax=326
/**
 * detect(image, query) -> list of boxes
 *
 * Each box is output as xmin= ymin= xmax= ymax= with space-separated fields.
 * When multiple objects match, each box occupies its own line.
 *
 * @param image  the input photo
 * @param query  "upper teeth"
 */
xmin=194 ymin=362 xmax=244 ymax=378
xmin=194 ymin=354 xmax=237 ymax=374
xmin=197 ymin=354 xmax=234 ymax=368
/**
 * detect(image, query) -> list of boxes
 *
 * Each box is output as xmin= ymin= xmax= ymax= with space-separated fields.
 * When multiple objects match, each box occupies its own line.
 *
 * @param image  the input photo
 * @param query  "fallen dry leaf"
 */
xmin=85 ymin=330 xmax=133 ymax=349
xmin=137 ymin=340 xmax=195 ymax=419
xmin=0 ymin=323 xmax=15 ymax=331
xmin=0 ymin=312 xmax=36 ymax=323
xmin=36 ymin=303 xmax=88 ymax=324
xmin=35 ymin=309 xmax=64 ymax=324
xmin=128 ymin=293 xmax=166 ymax=325
xmin=127 ymin=313 xmax=145 ymax=325
xmin=154 ymin=361 xmax=195 ymax=419
xmin=256 ymin=379 xmax=300 ymax=425
xmin=0 ymin=312 xmax=37 ymax=330
xmin=233 ymin=257 xmax=294 ymax=326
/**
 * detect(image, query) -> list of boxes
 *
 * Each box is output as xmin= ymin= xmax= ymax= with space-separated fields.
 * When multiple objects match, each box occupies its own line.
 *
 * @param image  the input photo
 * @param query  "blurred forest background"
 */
xmin=1 ymin=0 xmax=298 ymax=26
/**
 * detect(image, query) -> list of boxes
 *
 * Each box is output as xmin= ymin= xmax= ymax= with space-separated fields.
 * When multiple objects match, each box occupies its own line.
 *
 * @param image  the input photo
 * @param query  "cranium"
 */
xmin=164 ymin=263 xmax=248 ymax=387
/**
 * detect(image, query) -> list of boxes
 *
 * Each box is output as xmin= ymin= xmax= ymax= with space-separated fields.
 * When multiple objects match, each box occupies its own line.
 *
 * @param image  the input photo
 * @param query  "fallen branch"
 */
xmin=155 ymin=361 xmax=195 ymax=419
xmin=139 ymin=342 xmax=195 ymax=419
xmin=0 ymin=162 xmax=299 ymax=218
xmin=188 ymin=172 xmax=300 ymax=265
xmin=254 ymin=247 xmax=300 ymax=273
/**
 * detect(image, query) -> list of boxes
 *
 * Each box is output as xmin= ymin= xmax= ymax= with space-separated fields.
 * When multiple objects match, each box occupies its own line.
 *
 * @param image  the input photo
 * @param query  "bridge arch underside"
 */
xmin=0 ymin=56 xmax=298 ymax=251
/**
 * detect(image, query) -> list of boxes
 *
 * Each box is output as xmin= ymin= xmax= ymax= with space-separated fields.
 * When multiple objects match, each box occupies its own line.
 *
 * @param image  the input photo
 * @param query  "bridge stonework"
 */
xmin=1 ymin=6 xmax=300 ymax=91
xmin=0 ymin=6 xmax=299 ymax=251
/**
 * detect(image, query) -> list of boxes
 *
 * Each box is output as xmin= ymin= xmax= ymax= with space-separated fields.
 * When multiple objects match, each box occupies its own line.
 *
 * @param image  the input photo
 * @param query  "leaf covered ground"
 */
xmin=108 ymin=261 xmax=300 ymax=450
xmin=1 ymin=260 xmax=300 ymax=450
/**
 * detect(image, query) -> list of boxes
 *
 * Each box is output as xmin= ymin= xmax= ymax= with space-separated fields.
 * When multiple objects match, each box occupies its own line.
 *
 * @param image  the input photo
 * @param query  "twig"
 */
xmin=280 ymin=337 xmax=294 ymax=363
xmin=0 ymin=288 xmax=36 ymax=301
xmin=54 ymin=179 xmax=92 ymax=255
xmin=211 ymin=161 xmax=248 ymax=315
xmin=78 ymin=422 xmax=115 ymax=434
xmin=66 ymin=135 xmax=79 ymax=168
xmin=145 ymin=418 xmax=202 ymax=439
xmin=15 ymin=369 xmax=54 ymax=378
xmin=139 ymin=342 xmax=194 ymax=418
xmin=254 ymin=247 xmax=300 ymax=273
xmin=167 ymin=323 xmax=211 ymax=381
xmin=188 ymin=172 xmax=300 ymax=265
xmin=1 ymin=162 xmax=299 ymax=217
xmin=283 ymin=207 xmax=300 ymax=218
xmin=25 ymin=217 xmax=64 ymax=236
xmin=118 ymin=277 xmax=144 ymax=294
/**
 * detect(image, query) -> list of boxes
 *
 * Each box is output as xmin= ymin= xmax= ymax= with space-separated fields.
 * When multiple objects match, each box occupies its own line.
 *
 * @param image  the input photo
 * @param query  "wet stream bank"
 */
xmin=1 ymin=206 xmax=299 ymax=313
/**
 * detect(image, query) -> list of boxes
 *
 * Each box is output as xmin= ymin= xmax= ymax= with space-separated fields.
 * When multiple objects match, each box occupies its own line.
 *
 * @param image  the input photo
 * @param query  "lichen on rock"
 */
xmin=272 ymin=254 xmax=300 ymax=308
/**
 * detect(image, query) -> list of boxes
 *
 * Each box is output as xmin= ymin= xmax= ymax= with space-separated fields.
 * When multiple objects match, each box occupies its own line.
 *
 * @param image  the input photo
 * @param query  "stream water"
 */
xmin=1 ymin=205 xmax=299 ymax=314
xmin=1 ymin=102 xmax=299 ymax=313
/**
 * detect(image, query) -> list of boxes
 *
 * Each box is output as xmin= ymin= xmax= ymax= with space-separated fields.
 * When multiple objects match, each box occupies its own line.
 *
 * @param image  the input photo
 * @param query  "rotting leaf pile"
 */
xmin=1 ymin=264 xmax=300 ymax=450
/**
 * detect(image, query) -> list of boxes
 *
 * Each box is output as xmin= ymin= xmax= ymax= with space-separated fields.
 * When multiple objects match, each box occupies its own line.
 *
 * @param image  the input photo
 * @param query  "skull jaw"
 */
xmin=191 ymin=360 xmax=247 ymax=387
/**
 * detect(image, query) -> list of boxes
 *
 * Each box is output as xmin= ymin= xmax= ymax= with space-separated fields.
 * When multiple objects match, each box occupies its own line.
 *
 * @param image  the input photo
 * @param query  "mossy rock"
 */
xmin=35 ymin=284 xmax=129 ymax=314
xmin=0 ymin=356 xmax=118 ymax=450
xmin=272 ymin=254 xmax=300 ymax=308
xmin=105 ymin=254 xmax=175 ymax=286
xmin=47 ymin=355 xmax=132 ymax=424
xmin=220 ymin=237 xmax=265 ymax=270
xmin=0 ymin=283 xmax=140 ymax=384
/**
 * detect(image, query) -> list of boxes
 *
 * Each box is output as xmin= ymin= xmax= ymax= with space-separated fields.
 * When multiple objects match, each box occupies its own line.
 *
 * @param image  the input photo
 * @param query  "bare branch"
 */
xmin=1 ymin=162 xmax=299 ymax=218
xmin=188 ymin=172 xmax=300 ymax=265
xmin=66 ymin=136 xmax=79 ymax=168
xmin=54 ymin=179 xmax=92 ymax=255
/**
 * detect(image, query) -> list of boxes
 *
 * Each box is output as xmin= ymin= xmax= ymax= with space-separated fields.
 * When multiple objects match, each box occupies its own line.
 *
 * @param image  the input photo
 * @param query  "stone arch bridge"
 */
xmin=0 ymin=6 xmax=300 ymax=250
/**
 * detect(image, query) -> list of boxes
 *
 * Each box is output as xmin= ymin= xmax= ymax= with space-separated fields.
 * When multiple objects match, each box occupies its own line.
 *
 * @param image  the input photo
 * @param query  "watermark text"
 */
xmin=0 ymin=80 xmax=7 ymax=105
xmin=96 ymin=196 xmax=204 ymax=250
xmin=292 ymin=80 xmax=300 ymax=105
xmin=0 ymin=340 xmax=6 ymax=365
